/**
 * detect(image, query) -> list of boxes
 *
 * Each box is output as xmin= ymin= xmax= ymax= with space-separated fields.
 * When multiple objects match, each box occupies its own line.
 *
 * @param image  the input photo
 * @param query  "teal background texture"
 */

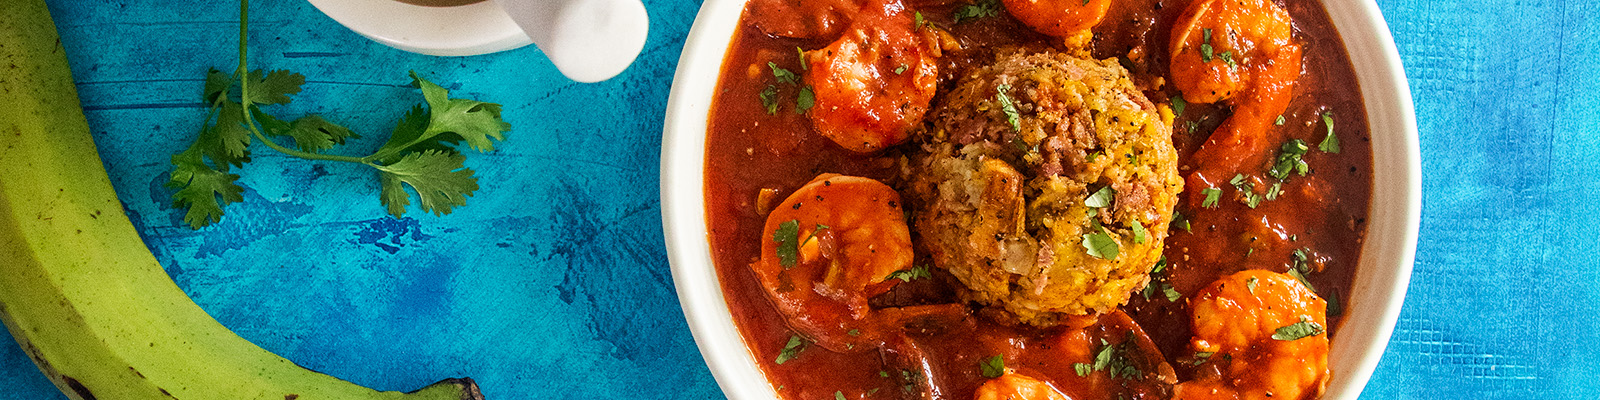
xmin=4 ymin=0 xmax=1599 ymax=399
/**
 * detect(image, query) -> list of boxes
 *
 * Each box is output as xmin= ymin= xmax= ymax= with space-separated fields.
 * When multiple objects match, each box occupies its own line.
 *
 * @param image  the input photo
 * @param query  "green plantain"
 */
xmin=0 ymin=1 xmax=484 ymax=399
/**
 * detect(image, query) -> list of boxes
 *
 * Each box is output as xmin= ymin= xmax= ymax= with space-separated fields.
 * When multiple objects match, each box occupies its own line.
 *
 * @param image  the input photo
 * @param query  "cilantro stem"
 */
xmin=233 ymin=0 xmax=373 ymax=166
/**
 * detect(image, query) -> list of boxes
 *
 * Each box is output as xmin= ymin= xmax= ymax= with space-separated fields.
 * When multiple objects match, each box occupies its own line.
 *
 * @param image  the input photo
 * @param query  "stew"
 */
xmin=703 ymin=0 xmax=1371 ymax=398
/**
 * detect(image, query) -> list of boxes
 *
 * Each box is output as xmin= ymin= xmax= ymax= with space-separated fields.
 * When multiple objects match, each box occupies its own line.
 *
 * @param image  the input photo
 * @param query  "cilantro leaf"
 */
xmin=409 ymin=72 xmax=511 ymax=153
xmin=1201 ymin=187 xmax=1222 ymax=208
xmin=206 ymin=100 xmax=253 ymax=167
xmin=834 ymin=391 xmax=845 ymax=400
xmin=1271 ymin=316 xmax=1325 ymax=341
xmin=952 ymin=0 xmax=1000 ymax=24
xmin=1131 ymin=220 xmax=1148 ymax=244
xmin=170 ymin=7 xmax=508 ymax=228
xmin=759 ymin=85 xmax=779 ymax=115
xmin=1270 ymin=139 xmax=1310 ymax=180
xmin=1171 ymin=96 xmax=1186 ymax=117
xmin=774 ymin=219 xmax=800 ymax=268
xmin=979 ymin=355 xmax=1005 ymax=378
xmin=996 ymin=84 xmax=1022 ymax=132
xmin=204 ymin=68 xmax=232 ymax=104
xmin=257 ymin=110 xmax=358 ymax=153
xmin=1085 ymin=186 xmax=1115 ymax=208
xmin=1074 ymin=363 xmax=1092 ymax=376
xmin=796 ymin=86 xmax=815 ymax=114
xmin=167 ymin=150 xmax=244 ymax=229
xmin=886 ymin=265 xmax=933 ymax=282
xmin=377 ymin=104 xmax=458 ymax=164
xmin=245 ymin=69 xmax=304 ymax=105
xmin=1082 ymin=227 xmax=1119 ymax=259
xmin=769 ymin=62 xmax=799 ymax=85
xmin=1319 ymin=112 xmax=1340 ymax=153
xmin=376 ymin=150 xmax=480 ymax=217
xmin=775 ymin=335 xmax=807 ymax=364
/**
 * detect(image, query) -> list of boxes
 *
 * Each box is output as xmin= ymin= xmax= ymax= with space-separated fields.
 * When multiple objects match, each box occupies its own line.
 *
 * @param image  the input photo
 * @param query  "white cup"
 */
xmin=307 ymin=0 xmax=649 ymax=83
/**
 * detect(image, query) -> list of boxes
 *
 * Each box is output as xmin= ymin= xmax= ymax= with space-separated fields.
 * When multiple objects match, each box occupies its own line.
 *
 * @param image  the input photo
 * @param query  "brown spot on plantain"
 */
xmin=62 ymin=376 xmax=97 ymax=400
xmin=285 ymin=395 xmax=299 ymax=400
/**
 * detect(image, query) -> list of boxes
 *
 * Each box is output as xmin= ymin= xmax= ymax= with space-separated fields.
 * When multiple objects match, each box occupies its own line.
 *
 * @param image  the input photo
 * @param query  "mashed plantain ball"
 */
xmin=907 ymin=48 xmax=1183 ymax=326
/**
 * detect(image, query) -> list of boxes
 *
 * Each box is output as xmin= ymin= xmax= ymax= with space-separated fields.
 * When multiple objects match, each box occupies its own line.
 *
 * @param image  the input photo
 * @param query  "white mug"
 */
xmin=307 ymin=0 xmax=649 ymax=83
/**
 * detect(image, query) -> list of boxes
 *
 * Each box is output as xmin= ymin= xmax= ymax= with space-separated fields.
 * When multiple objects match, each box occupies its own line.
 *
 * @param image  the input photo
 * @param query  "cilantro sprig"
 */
xmin=168 ymin=0 xmax=508 ymax=229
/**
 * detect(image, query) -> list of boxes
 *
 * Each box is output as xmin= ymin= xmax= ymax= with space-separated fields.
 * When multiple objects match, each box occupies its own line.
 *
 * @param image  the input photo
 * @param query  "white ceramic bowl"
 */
xmin=660 ymin=1 xmax=1420 ymax=398
xmin=307 ymin=0 xmax=532 ymax=56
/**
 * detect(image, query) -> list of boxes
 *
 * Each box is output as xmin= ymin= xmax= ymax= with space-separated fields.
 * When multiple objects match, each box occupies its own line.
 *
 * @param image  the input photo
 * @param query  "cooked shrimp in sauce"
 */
xmin=753 ymin=174 xmax=914 ymax=352
xmin=804 ymin=0 xmax=938 ymax=153
xmin=1177 ymin=270 xmax=1329 ymax=400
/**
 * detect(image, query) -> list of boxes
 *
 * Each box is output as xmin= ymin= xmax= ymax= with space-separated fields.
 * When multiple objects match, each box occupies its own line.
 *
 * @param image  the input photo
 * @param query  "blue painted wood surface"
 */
xmin=2 ymin=0 xmax=1597 ymax=399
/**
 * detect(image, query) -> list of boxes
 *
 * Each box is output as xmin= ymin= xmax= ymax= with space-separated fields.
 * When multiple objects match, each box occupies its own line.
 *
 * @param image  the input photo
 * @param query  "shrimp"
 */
xmin=753 ymin=174 xmax=915 ymax=352
xmin=804 ymin=0 xmax=938 ymax=153
xmin=1168 ymin=0 xmax=1304 ymax=207
xmin=1176 ymin=270 xmax=1329 ymax=400
xmin=1001 ymin=0 xmax=1111 ymax=40
xmin=974 ymin=372 xmax=1072 ymax=400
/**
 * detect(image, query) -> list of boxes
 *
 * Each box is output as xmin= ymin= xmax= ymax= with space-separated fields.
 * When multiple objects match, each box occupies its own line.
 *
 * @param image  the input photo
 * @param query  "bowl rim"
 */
xmin=660 ymin=0 xmax=1419 ymax=398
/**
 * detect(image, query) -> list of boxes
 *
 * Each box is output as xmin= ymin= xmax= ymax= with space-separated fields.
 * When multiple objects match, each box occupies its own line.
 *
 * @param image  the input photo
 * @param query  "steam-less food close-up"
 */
xmin=701 ymin=0 xmax=1371 ymax=398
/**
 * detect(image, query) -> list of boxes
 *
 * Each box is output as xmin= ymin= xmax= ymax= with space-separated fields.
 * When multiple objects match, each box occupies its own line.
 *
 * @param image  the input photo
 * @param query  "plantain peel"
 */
xmin=0 ymin=1 xmax=483 ymax=399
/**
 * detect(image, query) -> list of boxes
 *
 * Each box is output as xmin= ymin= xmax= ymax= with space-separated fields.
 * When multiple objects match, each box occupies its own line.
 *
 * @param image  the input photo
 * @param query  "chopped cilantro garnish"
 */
xmin=1132 ymin=220 xmax=1148 ymax=244
xmin=796 ymin=86 xmax=816 ymax=114
xmin=1220 ymin=51 xmax=1237 ymax=68
xmin=1172 ymin=210 xmax=1191 ymax=232
xmin=915 ymin=11 xmax=927 ymax=29
xmin=847 ymin=329 xmax=861 ymax=337
xmin=996 ymin=84 xmax=1022 ymax=132
xmin=1074 ymin=363 xmax=1092 ymax=376
xmin=797 ymin=47 xmax=808 ymax=70
xmin=1328 ymin=291 xmax=1344 ymax=317
xmin=1088 ymin=336 xmax=1143 ymax=380
xmin=1288 ymin=248 xmax=1317 ymax=291
xmin=952 ymin=0 xmax=1001 ymax=24
xmin=775 ymin=334 xmax=807 ymax=364
xmin=1272 ymin=316 xmax=1325 ymax=341
xmin=1085 ymin=186 xmax=1116 ymax=208
xmin=1275 ymin=115 xmax=1286 ymax=125
xmin=1229 ymin=174 xmax=1263 ymax=208
xmin=773 ymin=219 xmax=800 ymax=268
xmin=1318 ymin=112 xmax=1340 ymax=153
xmin=768 ymin=62 xmax=799 ymax=85
xmin=886 ymin=265 xmax=933 ymax=282
xmin=759 ymin=85 xmax=778 ymax=115
xmin=894 ymin=64 xmax=907 ymax=75
xmin=1270 ymin=139 xmax=1311 ymax=179
xmin=1201 ymin=187 xmax=1222 ymax=208
xmin=1082 ymin=227 xmax=1120 ymax=259
xmin=1171 ymin=96 xmax=1187 ymax=117
xmin=835 ymin=391 xmax=846 ymax=400
xmin=1246 ymin=277 xmax=1258 ymax=294
xmin=880 ymin=370 xmax=889 ymax=378
xmin=980 ymin=355 xmax=1006 ymax=378
xmin=1200 ymin=28 xmax=1214 ymax=62
xmin=1163 ymin=285 xmax=1182 ymax=302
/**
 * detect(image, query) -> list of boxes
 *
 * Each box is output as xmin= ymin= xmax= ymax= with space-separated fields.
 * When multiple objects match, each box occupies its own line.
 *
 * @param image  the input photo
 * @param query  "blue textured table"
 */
xmin=1 ymin=0 xmax=1596 ymax=399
